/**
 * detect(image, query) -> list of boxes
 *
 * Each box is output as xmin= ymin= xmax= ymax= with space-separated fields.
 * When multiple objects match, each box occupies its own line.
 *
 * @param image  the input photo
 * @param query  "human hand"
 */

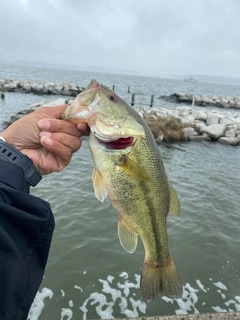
xmin=1 ymin=104 xmax=89 ymax=175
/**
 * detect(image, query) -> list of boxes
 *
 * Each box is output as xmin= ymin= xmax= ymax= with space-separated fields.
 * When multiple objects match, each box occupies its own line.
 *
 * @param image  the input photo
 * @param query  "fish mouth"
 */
xmin=92 ymin=130 xmax=135 ymax=150
xmin=90 ymin=116 xmax=144 ymax=150
xmin=105 ymin=136 xmax=134 ymax=149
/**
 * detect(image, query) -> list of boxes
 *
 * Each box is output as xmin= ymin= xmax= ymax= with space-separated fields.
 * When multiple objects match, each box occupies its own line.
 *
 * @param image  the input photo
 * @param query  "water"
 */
xmin=1 ymin=64 xmax=240 ymax=319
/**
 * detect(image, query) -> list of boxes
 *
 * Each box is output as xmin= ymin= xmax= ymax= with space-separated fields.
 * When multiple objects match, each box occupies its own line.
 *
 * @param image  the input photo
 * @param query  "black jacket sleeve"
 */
xmin=0 ymin=160 xmax=55 ymax=320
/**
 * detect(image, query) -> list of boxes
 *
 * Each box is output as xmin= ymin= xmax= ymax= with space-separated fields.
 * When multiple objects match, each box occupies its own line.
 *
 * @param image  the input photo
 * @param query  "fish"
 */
xmin=61 ymin=79 xmax=182 ymax=302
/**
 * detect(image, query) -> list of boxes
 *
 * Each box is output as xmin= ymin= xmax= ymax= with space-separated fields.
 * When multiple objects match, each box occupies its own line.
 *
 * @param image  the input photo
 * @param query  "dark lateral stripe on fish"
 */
xmin=138 ymin=180 xmax=168 ymax=257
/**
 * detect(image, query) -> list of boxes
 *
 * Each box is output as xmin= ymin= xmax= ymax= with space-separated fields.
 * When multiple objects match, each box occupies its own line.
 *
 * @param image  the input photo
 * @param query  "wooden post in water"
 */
xmin=131 ymin=93 xmax=135 ymax=106
xmin=1 ymin=83 xmax=5 ymax=100
xmin=128 ymin=86 xmax=130 ymax=93
xmin=150 ymin=94 xmax=154 ymax=108
xmin=112 ymin=85 xmax=115 ymax=91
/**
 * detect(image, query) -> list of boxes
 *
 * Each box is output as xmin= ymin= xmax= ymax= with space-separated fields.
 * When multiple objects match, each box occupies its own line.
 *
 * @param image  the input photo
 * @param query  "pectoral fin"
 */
xmin=117 ymin=155 xmax=149 ymax=181
xmin=92 ymin=168 xmax=107 ymax=203
xmin=118 ymin=216 xmax=138 ymax=253
xmin=168 ymin=181 xmax=181 ymax=216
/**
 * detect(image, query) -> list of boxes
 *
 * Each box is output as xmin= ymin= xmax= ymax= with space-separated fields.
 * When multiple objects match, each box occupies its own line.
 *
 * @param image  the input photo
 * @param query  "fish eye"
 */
xmin=109 ymin=95 xmax=117 ymax=102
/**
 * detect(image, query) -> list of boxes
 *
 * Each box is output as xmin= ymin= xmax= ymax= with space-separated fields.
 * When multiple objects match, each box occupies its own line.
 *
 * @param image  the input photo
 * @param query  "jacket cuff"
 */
xmin=0 ymin=160 xmax=30 ymax=193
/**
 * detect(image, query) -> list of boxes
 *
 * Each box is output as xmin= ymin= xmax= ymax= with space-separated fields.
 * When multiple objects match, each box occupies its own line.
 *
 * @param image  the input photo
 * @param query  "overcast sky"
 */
xmin=0 ymin=0 xmax=239 ymax=78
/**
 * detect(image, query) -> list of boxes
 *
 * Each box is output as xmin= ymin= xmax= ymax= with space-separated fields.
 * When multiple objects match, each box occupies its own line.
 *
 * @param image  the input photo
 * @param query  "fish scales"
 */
xmin=90 ymin=114 xmax=170 ymax=259
xmin=61 ymin=79 xmax=182 ymax=302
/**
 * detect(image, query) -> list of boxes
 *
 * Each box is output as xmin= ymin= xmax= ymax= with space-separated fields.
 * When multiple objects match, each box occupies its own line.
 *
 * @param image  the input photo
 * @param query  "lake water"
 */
xmin=1 ymin=64 xmax=240 ymax=320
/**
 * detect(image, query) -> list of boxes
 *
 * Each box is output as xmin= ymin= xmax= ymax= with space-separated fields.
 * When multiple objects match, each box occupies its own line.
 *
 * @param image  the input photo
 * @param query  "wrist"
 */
xmin=0 ymin=138 xmax=42 ymax=187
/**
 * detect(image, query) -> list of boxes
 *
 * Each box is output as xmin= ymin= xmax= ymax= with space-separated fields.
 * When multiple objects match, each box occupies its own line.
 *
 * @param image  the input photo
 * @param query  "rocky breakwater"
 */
xmin=2 ymin=99 xmax=240 ymax=146
xmin=137 ymin=105 xmax=240 ymax=146
xmin=0 ymin=78 xmax=84 ymax=96
xmin=159 ymin=92 xmax=240 ymax=110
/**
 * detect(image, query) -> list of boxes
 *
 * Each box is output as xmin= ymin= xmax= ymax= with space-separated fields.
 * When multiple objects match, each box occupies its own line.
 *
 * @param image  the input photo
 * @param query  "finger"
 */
xmin=77 ymin=122 xmax=90 ymax=136
xmin=37 ymin=104 xmax=69 ymax=118
xmin=38 ymin=119 xmax=81 ymax=137
xmin=40 ymin=132 xmax=82 ymax=153
xmin=40 ymin=135 xmax=82 ymax=163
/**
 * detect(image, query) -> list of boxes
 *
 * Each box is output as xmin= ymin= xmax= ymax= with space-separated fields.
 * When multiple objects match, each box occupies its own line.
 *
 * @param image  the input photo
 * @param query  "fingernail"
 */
xmin=41 ymin=136 xmax=53 ymax=147
xmin=38 ymin=120 xmax=50 ymax=130
xmin=40 ymin=131 xmax=51 ymax=138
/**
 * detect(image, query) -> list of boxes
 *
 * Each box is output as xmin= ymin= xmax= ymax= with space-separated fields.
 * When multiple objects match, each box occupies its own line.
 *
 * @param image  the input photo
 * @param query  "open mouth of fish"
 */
xmin=106 ymin=136 xmax=134 ymax=149
xmin=93 ymin=131 xmax=134 ymax=149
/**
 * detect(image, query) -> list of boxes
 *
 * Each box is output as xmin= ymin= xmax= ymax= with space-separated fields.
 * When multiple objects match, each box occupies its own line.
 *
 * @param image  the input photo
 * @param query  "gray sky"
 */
xmin=0 ymin=0 xmax=239 ymax=78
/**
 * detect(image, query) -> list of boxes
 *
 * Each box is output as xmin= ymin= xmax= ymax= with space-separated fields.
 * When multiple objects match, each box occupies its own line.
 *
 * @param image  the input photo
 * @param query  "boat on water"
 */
xmin=184 ymin=77 xmax=198 ymax=83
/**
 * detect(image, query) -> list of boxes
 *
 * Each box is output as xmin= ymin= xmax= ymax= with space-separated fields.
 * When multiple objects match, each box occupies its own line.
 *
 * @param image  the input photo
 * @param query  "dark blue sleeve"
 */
xmin=0 ymin=160 xmax=55 ymax=320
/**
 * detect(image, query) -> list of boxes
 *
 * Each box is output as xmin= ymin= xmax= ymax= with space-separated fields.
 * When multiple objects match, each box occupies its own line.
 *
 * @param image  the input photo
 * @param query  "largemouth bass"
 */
xmin=61 ymin=79 xmax=182 ymax=302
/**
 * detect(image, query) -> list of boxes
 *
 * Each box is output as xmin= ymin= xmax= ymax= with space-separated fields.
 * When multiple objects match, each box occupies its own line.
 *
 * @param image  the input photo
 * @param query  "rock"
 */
xmin=158 ymin=94 xmax=177 ymax=103
xmin=62 ymin=85 xmax=72 ymax=96
xmin=30 ymin=101 xmax=47 ymax=110
xmin=51 ymin=85 xmax=63 ymax=94
xmin=200 ymin=124 xmax=226 ymax=139
xmin=167 ymin=109 xmax=179 ymax=117
xmin=32 ymin=83 xmax=44 ymax=93
xmin=206 ymin=114 xmax=219 ymax=125
xmin=204 ymin=97 xmax=215 ymax=105
xmin=225 ymin=129 xmax=236 ymax=138
xmin=179 ymin=115 xmax=195 ymax=124
xmin=194 ymin=121 xmax=207 ymax=130
xmin=6 ymin=80 xmax=20 ymax=90
xmin=224 ymin=124 xmax=238 ymax=137
xmin=174 ymin=92 xmax=186 ymax=98
xmin=178 ymin=109 xmax=190 ymax=116
xmin=16 ymin=109 xmax=31 ymax=116
xmin=219 ymin=118 xmax=235 ymax=126
xmin=183 ymin=127 xmax=198 ymax=138
xmin=2 ymin=121 xmax=11 ymax=130
xmin=235 ymin=102 xmax=240 ymax=109
xmin=175 ymin=106 xmax=192 ymax=112
xmin=218 ymin=137 xmax=239 ymax=146
xmin=159 ymin=93 xmax=240 ymax=110
xmin=10 ymin=115 xmax=21 ymax=122
xmin=21 ymin=81 xmax=31 ymax=93
xmin=155 ymin=134 xmax=164 ymax=143
xmin=221 ymin=98 xmax=229 ymax=104
xmin=190 ymin=134 xmax=211 ymax=142
xmin=231 ymin=117 xmax=240 ymax=125
xmin=178 ymin=95 xmax=192 ymax=103
xmin=45 ymin=98 xmax=67 ymax=106
xmin=194 ymin=110 xmax=208 ymax=121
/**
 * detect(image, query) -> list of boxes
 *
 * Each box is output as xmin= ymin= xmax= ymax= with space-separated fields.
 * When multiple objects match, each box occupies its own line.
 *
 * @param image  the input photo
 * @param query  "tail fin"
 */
xmin=140 ymin=255 xmax=182 ymax=303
